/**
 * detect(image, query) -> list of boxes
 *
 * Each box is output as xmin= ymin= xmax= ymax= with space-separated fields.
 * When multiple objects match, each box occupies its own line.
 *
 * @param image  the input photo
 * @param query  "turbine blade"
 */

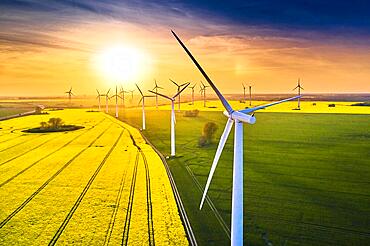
xmin=200 ymin=118 xmax=234 ymax=210
xmin=171 ymin=30 xmax=233 ymax=113
xmin=180 ymin=82 xmax=188 ymax=86
xmin=138 ymin=97 xmax=143 ymax=105
xmin=240 ymin=95 xmax=301 ymax=114
xmin=106 ymin=88 xmax=111 ymax=95
xmin=135 ymin=83 xmax=144 ymax=96
xmin=148 ymin=90 xmax=173 ymax=100
xmin=96 ymin=89 xmax=100 ymax=95
xmin=173 ymin=83 xmax=190 ymax=98
xmin=170 ymin=79 xmax=179 ymax=87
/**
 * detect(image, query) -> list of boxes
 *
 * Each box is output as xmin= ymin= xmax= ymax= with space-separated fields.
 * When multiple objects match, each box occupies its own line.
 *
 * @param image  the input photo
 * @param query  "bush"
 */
xmin=199 ymin=122 xmax=218 ymax=147
xmin=184 ymin=109 xmax=199 ymax=117
xmin=328 ymin=104 xmax=336 ymax=107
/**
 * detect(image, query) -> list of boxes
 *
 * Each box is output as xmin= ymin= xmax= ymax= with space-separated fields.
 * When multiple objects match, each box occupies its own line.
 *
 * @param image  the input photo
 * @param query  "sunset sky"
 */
xmin=1 ymin=0 xmax=370 ymax=96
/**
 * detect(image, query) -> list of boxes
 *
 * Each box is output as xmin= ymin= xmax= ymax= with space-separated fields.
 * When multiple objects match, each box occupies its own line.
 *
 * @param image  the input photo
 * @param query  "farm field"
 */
xmin=0 ymin=109 xmax=188 ymax=245
xmin=119 ymin=107 xmax=370 ymax=245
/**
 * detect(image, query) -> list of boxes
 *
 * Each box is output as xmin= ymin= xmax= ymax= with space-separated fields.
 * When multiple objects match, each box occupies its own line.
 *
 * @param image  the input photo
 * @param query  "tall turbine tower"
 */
xmin=170 ymin=79 xmax=188 ymax=111
xmin=111 ymin=86 xmax=122 ymax=118
xmin=200 ymin=81 xmax=209 ymax=107
xmin=242 ymin=83 xmax=246 ymax=102
xmin=103 ymin=88 xmax=111 ymax=113
xmin=149 ymin=83 xmax=190 ymax=156
xmin=249 ymin=85 xmax=252 ymax=106
xmin=153 ymin=79 xmax=164 ymax=109
xmin=119 ymin=86 xmax=128 ymax=109
xmin=65 ymin=87 xmax=74 ymax=106
xmin=128 ymin=90 xmax=135 ymax=104
xmin=136 ymin=84 xmax=154 ymax=130
xmin=172 ymin=30 xmax=301 ymax=246
xmin=189 ymin=83 xmax=197 ymax=105
xmin=96 ymin=89 xmax=103 ymax=111
xmin=293 ymin=78 xmax=304 ymax=109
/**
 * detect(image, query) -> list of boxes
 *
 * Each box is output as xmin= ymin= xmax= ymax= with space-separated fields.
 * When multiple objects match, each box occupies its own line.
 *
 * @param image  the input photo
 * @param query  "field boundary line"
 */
xmin=49 ymin=130 xmax=124 ymax=245
xmin=0 ymin=123 xmax=113 ymax=229
xmin=0 ymin=118 xmax=106 ymax=187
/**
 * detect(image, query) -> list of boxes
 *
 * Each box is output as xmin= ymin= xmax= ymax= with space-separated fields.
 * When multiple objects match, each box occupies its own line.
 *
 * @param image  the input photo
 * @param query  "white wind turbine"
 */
xmin=96 ymin=89 xmax=103 ymax=111
xmin=293 ymin=78 xmax=304 ymax=110
xmin=200 ymin=81 xmax=209 ymax=107
xmin=119 ymin=86 xmax=128 ymax=109
xmin=153 ymin=79 xmax=164 ymax=109
xmin=189 ymin=83 xmax=197 ymax=105
xmin=136 ymin=84 xmax=154 ymax=130
xmin=111 ymin=85 xmax=122 ymax=118
xmin=103 ymin=88 xmax=111 ymax=113
xmin=170 ymin=79 xmax=188 ymax=111
xmin=149 ymin=83 xmax=190 ymax=156
xmin=172 ymin=30 xmax=301 ymax=246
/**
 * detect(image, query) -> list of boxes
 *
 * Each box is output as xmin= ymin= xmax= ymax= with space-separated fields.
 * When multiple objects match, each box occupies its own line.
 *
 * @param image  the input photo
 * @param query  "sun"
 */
xmin=95 ymin=45 xmax=150 ymax=84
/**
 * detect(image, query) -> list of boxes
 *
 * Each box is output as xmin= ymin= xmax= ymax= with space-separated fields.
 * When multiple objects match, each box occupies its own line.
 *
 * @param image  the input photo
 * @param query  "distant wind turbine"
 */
xmin=96 ymin=89 xmax=103 ymax=111
xmin=293 ymin=78 xmax=304 ymax=109
xmin=111 ymin=85 xmax=122 ymax=118
xmin=189 ymin=83 xmax=197 ymax=105
xmin=149 ymin=82 xmax=190 ymax=156
xmin=128 ymin=90 xmax=135 ymax=104
xmin=170 ymin=79 xmax=188 ymax=111
xmin=65 ymin=87 xmax=74 ymax=105
xmin=242 ymin=83 xmax=246 ymax=102
xmin=171 ymin=30 xmax=301 ymax=246
xmin=119 ymin=86 xmax=128 ymax=108
xmin=200 ymin=81 xmax=209 ymax=107
xmin=153 ymin=79 xmax=164 ymax=109
xmin=136 ymin=84 xmax=154 ymax=130
xmin=102 ymin=88 xmax=111 ymax=113
xmin=249 ymin=85 xmax=252 ymax=106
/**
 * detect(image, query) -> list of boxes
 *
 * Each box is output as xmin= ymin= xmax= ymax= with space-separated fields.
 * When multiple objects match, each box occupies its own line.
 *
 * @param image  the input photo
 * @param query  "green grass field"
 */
xmin=118 ymin=109 xmax=370 ymax=245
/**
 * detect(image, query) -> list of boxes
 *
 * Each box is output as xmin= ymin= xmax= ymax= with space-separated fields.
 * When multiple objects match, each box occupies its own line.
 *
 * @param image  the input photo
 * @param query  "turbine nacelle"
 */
xmin=223 ymin=110 xmax=256 ymax=124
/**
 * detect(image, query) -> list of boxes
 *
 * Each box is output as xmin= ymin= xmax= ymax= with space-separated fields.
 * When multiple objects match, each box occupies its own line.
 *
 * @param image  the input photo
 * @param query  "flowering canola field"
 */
xmin=0 ymin=109 xmax=188 ymax=245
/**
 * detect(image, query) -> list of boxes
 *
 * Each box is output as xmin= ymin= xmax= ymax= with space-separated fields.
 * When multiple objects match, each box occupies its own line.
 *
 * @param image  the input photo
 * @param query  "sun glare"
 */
xmin=95 ymin=45 xmax=150 ymax=84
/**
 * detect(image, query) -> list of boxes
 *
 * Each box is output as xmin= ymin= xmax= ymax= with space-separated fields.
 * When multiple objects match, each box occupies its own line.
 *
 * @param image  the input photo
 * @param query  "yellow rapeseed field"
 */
xmin=0 ymin=109 xmax=188 ymax=245
xmin=149 ymin=100 xmax=370 ymax=114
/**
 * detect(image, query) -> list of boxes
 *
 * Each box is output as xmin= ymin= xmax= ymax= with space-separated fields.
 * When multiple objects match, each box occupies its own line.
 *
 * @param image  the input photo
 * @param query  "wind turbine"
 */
xmin=153 ymin=79 xmax=164 ymax=109
xmin=128 ymin=90 xmax=135 ymax=104
xmin=103 ymin=88 xmax=111 ymax=113
xmin=189 ymin=83 xmax=197 ymax=105
xmin=65 ymin=87 xmax=74 ymax=105
xmin=96 ymin=89 xmax=103 ymax=111
xmin=200 ymin=81 xmax=209 ymax=107
xmin=170 ymin=79 xmax=188 ymax=111
xmin=293 ymin=78 xmax=304 ymax=109
xmin=136 ymin=84 xmax=154 ymax=130
xmin=149 ymin=82 xmax=190 ymax=156
xmin=111 ymin=85 xmax=122 ymax=118
xmin=171 ymin=30 xmax=301 ymax=246
xmin=119 ymin=86 xmax=128 ymax=109
xmin=249 ymin=85 xmax=252 ymax=106
xmin=242 ymin=83 xmax=246 ymax=102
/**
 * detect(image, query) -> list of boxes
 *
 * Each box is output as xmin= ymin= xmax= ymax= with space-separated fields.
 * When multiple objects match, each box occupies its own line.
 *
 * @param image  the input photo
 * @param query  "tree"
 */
xmin=47 ymin=118 xmax=64 ymax=128
xmin=199 ymin=122 xmax=218 ymax=147
xmin=40 ymin=121 xmax=48 ymax=128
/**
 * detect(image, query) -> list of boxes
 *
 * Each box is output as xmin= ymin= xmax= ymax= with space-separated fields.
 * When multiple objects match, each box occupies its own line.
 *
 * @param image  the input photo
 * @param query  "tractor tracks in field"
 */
xmin=0 ymin=119 xmax=106 ymax=188
xmin=104 ymin=115 xmax=156 ymax=245
xmin=121 ymin=134 xmax=155 ymax=246
xmin=0 ymin=134 xmax=44 ymax=153
xmin=48 ymin=130 xmax=124 ymax=245
xmin=0 ymin=122 xmax=113 ymax=229
xmin=121 ymin=150 xmax=140 ymax=246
